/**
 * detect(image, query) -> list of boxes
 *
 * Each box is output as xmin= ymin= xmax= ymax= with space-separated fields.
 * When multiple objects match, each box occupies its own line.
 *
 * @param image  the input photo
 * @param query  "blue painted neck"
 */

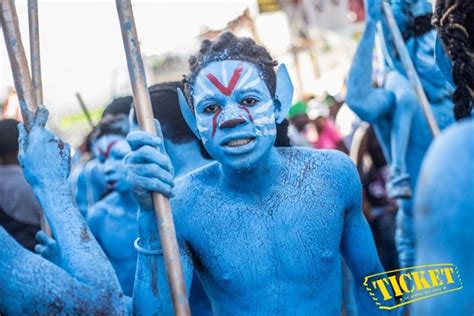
xmin=164 ymin=139 xmax=211 ymax=178
xmin=220 ymin=146 xmax=282 ymax=192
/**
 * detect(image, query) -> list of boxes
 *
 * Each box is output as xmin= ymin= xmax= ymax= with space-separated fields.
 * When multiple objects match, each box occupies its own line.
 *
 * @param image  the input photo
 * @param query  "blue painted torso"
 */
xmin=414 ymin=118 xmax=474 ymax=315
xmin=171 ymin=147 xmax=361 ymax=315
xmin=88 ymin=192 xmax=138 ymax=296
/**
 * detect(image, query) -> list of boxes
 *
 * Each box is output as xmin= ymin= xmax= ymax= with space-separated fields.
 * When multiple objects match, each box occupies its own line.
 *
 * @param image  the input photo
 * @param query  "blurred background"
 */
xmin=1 ymin=0 xmax=365 ymax=146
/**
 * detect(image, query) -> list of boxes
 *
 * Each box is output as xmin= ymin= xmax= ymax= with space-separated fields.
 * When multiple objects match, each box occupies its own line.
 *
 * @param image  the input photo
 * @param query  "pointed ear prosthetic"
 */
xmin=274 ymin=64 xmax=293 ymax=123
xmin=177 ymin=88 xmax=200 ymax=139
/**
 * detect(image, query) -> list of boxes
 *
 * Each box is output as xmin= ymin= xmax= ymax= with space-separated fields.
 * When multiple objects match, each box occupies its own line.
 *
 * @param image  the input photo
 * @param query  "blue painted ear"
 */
xmin=177 ymin=88 xmax=200 ymax=139
xmin=274 ymin=64 xmax=293 ymax=123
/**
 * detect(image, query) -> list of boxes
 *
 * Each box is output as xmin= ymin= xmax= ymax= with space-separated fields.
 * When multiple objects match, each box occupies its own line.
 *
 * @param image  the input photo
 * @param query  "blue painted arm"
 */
xmin=125 ymin=127 xmax=193 ymax=314
xmin=132 ymin=209 xmax=193 ymax=315
xmin=339 ymin=158 xmax=394 ymax=315
xmin=346 ymin=19 xmax=394 ymax=123
xmin=378 ymin=4 xmax=406 ymax=75
xmin=11 ymin=107 xmax=126 ymax=312
xmin=346 ymin=0 xmax=395 ymax=123
xmin=35 ymin=206 xmax=105 ymax=268
xmin=0 ymin=227 xmax=128 ymax=314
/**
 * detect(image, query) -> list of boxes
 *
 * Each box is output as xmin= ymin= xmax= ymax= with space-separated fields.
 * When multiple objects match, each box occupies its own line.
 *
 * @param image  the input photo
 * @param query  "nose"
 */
xmin=103 ymin=159 xmax=115 ymax=176
xmin=220 ymin=118 xmax=246 ymax=129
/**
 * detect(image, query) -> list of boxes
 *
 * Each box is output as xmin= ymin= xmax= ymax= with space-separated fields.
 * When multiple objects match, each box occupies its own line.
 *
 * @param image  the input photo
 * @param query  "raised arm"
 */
xmin=345 ymin=0 xmax=394 ymax=123
xmin=0 ymin=227 xmax=127 ymax=314
xmin=14 ymin=107 xmax=126 ymax=312
xmin=125 ymin=127 xmax=193 ymax=314
xmin=339 ymin=156 xmax=393 ymax=315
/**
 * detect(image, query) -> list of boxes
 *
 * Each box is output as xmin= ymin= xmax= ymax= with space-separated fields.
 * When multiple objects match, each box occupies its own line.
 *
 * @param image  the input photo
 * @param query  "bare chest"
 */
xmin=185 ymin=189 xmax=346 ymax=295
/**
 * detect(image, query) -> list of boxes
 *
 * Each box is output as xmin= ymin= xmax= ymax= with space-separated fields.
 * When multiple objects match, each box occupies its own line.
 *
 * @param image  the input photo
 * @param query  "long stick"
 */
xmin=115 ymin=1 xmax=190 ymax=314
xmin=27 ymin=0 xmax=52 ymax=237
xmin=28 ymin=0 xmax=42 ymax=104
xmin=382 ymin=2 xmax=440 ymax=137
xmin=1 ymin=0 xmax=37 ymax=130
xmin=75 ymin=92 xmax=95 ymax=129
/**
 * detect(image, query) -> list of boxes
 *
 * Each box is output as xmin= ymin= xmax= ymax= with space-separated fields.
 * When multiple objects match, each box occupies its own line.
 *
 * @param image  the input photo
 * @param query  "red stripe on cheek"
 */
xmin=238 ymin=106 xmax=254 ymax=123
xmin=211 ymin=108 xmax=222 ymax=138
xmin=206 ymin=64 xmax=244 ymax=96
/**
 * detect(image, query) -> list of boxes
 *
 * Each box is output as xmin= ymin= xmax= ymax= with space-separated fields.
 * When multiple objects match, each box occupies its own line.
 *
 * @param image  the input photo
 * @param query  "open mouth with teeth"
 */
xmin=107 ymin=180 xmax=117 ymax=189
xmin=223 ymin=137 xmax=255 ymax=147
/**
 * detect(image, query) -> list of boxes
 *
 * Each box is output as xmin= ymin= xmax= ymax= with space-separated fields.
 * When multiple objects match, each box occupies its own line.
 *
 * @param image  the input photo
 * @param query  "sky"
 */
xmin=1 ymin=0 xmax=256 ymax=118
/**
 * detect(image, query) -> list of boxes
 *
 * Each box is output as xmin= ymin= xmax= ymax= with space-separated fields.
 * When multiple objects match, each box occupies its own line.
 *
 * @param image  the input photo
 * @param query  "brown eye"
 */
xmin=241 ymin=97 xmax=258 ymax=106
xmin=204 ymin=104 xmax=220 ymax=113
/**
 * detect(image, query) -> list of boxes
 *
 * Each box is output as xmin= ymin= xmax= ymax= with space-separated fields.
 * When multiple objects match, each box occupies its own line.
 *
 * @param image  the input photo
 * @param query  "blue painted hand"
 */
xmin=124 ymin=122 xmax=175 ymax=211
xmin=35 ymin=231 xmax=61 ymax=267
xmin=17 ymin=106 xmax=71 ymax=188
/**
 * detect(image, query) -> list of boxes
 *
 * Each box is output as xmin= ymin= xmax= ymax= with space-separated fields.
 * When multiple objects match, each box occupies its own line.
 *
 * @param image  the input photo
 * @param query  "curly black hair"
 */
xmin=433 ymin=0 xmax=474 ymax=120
xmin=183 ymin=32 xmax=278 ymax=108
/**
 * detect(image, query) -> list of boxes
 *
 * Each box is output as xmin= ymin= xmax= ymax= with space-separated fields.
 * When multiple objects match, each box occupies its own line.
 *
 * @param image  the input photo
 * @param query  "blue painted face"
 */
xmin=191 ymin=61 xmax=277 ymax=170
xmin=93 ymin=135 xmax=131 ymax=193
xmin=92 ymin=134 xmax=124 ymax=162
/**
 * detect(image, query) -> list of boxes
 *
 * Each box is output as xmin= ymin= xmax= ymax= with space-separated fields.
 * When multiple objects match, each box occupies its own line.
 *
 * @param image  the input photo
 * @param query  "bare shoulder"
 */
xmin=174 ymin=161 xmax=220 ymax=199
xmin=278 ymin=147 xmax=356 ymax=176
xmin=278 ymin=147 xmax=360 ymax=202
xmin=170 ymin=162 xmax=220 ymax=225
xmin=86 ymin=193 xmax=119 ymax=218
xmin=87 ymin=198 xmax=109 ymax=219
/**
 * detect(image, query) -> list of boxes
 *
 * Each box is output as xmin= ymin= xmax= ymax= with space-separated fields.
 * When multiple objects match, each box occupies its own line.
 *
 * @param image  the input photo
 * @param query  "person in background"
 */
xmin=86 ymin=114 xmax=138 ymax=296
xmin=0 ymin=119 xmax=42 ymax=251
xmin=287 ymin=100 xmax=311 ymax=147
xmin=351 ymin=124 xmax=399 ymax=271
xmin=306 ymin=98 xmax=348 ymax=153
xmin=70 ymin=97 xmax=133 ymax=217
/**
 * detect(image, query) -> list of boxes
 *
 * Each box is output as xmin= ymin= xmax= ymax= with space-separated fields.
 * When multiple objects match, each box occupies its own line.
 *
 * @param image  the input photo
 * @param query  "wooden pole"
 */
xmin=115 ymin=1 xmax=190 ymax=314
xmin=382 ymin=2 xmax=440 ymax=137
xmin=28 ymin=0 xmax=42 ymax=104
xmin=1 ymin=0 xmax=37 ymax=130
xmin=27 ymin=0 xmax=52 ymax=237
xmin=75 ymin=92 xmax=95 ymax=129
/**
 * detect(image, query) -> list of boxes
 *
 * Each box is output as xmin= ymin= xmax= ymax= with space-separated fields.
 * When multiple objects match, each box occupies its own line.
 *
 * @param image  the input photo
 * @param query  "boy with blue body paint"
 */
xmin=86 ymin=114 xmax=139 ymax=296
xmin=127 ymin=32 xmax=389 ymax=314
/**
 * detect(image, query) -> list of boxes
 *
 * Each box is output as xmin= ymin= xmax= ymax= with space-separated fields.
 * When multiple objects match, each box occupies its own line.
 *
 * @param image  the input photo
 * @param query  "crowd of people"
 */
xmin=0 ymin=0 xmax=472 ymax=314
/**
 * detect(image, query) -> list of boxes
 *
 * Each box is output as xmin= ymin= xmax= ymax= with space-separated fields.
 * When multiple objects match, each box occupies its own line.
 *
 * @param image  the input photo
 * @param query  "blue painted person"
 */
xmin=85 ymin=114 xmax=138 ymax=296
xmin=345 ymin=0 xmax=455 ymax=268
xmin=127 ymin=32 xmax=390 ymax=314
